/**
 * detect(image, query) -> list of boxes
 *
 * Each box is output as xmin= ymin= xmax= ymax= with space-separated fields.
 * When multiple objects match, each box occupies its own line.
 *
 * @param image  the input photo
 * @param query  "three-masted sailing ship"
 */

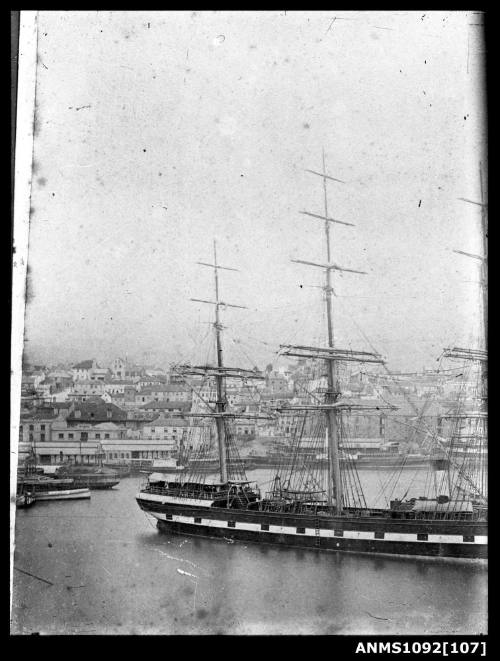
xmin=136 ymin=155 xmax=487 ymax=559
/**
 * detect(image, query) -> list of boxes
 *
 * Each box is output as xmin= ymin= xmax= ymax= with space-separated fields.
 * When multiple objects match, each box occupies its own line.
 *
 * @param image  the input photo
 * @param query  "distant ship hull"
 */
xmin=136 ymin=495 xmax=487 ymax=560
xmin=187 ymin=460 xmax=220 ymax=472
xmin=349 ymin=455 xmax=430 ymax=470
xmin=64 ymin=475 xmax=120 ymax=489
xmin=103 ymin=463 xmax=132 ymax=477
xmin=242 ymin=455 xmax=431 ymax=471
xmin=39 ymin=466 xmax=120 ymax=489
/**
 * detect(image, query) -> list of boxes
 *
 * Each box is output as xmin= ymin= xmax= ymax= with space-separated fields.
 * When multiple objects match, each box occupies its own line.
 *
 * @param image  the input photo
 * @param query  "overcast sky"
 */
xmin=21 ymin=10 xmax=485 ymax=371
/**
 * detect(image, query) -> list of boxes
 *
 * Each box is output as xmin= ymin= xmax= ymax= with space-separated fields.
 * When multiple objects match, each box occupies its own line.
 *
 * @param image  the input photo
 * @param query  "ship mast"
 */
xmin=186 ymin=240 xmax=268 ymax=483
xmin=479 ymin=161 xmax=487 ymax=403
xmin=212 ymin=240 xmax=229 ymax=483
xmin=453 ymin=161 xmax=488 ymax=406
xmin=440 ymin=163 xmax=488 ymax=503
xmin=282 ymin=151 xmax=385 ymax=514
xmin=479 ymin=162 xmax=487 ymax=357
xmin=321 ymin=150 xmax=342 ymax=511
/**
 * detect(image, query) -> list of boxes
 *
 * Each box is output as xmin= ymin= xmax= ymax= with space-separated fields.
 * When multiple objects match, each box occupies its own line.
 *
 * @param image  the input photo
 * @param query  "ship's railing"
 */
xmin=143 ymin=485 xmax=228 ymax=500
xmin=143 ymin=482 xmax=261 ymax=503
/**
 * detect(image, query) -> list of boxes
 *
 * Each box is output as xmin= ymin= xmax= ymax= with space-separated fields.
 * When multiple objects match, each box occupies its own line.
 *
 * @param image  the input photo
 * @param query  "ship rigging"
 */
xmin=136 ymin=153 xmax=487 ymax=560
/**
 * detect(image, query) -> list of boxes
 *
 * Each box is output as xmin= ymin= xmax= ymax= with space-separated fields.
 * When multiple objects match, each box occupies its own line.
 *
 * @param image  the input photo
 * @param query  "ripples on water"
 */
xmin=11 ymin=472 xmax=487 ymax=635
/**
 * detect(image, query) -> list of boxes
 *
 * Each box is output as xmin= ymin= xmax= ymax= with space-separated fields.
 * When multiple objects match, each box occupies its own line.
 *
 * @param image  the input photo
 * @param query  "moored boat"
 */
xmin=19 ymin=476 xmax=91 ymax=500
xmin=141 ymin=457 xmax=186 ymax=475
xmin=103 ymin=462 xmax=132 ymax=477
xmin=186 ymin=457 xmax=220 ymax=472
xmin=248 ymin=452 xmax=432 ymax=470
xmin=17 ymin=451 xmax=92 ymax=501
xmin=52 ymin=465 xmax=120 ymax=489
xmin=16 ymin=492 xmax=36 ymax=508
xmin=34 ymin=488 xmax=91 ymax=501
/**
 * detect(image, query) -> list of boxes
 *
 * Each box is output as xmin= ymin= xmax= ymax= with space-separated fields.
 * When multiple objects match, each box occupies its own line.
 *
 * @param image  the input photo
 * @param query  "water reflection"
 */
xmin=416 ymin=561 xmax=430 ymax=577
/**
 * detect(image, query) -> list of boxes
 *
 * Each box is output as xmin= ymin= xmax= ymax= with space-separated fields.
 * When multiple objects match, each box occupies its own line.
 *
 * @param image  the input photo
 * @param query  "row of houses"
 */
xmin=17 ymin=400 xmax=192 ymax=464
xmin=18 ymin=357 xmax=473 ymax=466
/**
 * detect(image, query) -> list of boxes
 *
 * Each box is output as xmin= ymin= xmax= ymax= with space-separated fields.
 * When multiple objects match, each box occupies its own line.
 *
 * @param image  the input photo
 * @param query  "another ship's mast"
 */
xmin=441 ymin=163 xmax=488 ymax=503
xmin=453 ymin=161 xmax=488 ymax=406
xmin=479 ymin=162 xmax=487 ymax=405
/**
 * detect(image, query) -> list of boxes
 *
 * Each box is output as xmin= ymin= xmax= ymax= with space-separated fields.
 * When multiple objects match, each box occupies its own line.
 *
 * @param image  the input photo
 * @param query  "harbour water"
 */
xmin=11 ymin=470 xmax=487 ymax=635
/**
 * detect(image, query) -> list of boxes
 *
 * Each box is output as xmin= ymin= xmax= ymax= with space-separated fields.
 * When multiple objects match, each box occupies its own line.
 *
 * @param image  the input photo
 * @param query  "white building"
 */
xmin=72 ymin=359 xmax=95 ymax=381
xmin=143 ymin=416 xmax=187 ymax=446
xmin=103 ymin=380 xmax=131 ymax=394
xmin=70 ymin=380 xmax=106 ymax=397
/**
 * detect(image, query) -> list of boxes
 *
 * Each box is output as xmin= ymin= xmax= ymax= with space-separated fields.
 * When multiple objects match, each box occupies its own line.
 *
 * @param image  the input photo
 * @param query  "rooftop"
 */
xmin=71 ymin=379 xmax=103 ymax=386
xmin=141 ymin=384 xmax=190 ymax=393
xmin=21 ymin=410 xmax=58 ymax=421
xmin=67 ymin=401 xmax=127 ymax=421
xmin=139 ymin=401 xmax=191 ymax=410
xmin=147 ymin=416 xmax=188 ymax=427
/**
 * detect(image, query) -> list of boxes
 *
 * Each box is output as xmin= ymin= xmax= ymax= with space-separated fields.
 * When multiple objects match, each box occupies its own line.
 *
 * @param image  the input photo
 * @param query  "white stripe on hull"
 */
xmin=145 ymin=511 xmax=487 ymax=546
xmin=35 ymin=489 xmax=91 ymax=500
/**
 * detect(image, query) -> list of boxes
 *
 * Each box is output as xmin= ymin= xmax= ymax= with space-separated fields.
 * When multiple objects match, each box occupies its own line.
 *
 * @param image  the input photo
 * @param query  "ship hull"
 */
xmin=52 ymin=467 xmax=121 ymax=489
xmin=136 ymin=495 xmax=487 ymax=560
xmin=155 ymin=518 xmax=485 ymax=559
xmin=35 ymin=488 xmax=91 ymax=501
xmin=243 ymin=456 xmax=431 ymax=471
xmin=103 ymin=464 xmax=132 ymax=478
xmin=66 ymin=477 xmax=120 ymax=489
